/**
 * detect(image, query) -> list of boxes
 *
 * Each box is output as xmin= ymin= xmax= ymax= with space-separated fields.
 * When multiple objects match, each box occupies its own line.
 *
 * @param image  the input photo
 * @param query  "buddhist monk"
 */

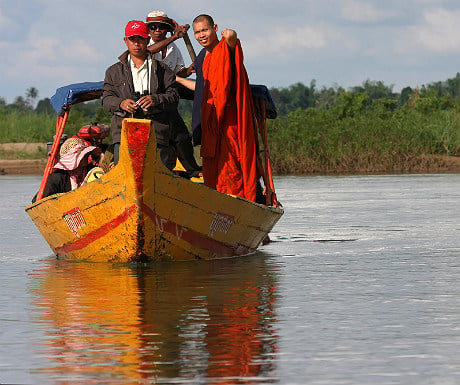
xmin=176 ymin=14 xmax=259 ymax=202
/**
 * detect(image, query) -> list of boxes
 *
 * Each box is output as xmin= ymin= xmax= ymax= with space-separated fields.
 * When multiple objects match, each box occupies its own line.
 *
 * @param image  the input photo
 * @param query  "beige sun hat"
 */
xmin=59 ymin=137 xmax=87 ymax=156
xmin=145 ymin=10 xmax=175 ymax=31
xmin=55 ymin=138 xmax=98 ymax=171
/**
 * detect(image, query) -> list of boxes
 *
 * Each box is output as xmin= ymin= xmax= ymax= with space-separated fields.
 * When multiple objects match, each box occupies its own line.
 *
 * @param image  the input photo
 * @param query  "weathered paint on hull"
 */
xmin=26 ymin=119 xmax=283 ymax=262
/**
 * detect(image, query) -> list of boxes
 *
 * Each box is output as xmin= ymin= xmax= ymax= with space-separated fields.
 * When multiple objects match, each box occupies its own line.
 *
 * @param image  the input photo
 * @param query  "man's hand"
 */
xmin=177 ymin=63 xmax=195 ymax=78
xmin=136 ymin=95 xmax=154 ymax=109
xmin=121 ymin=96 xmax=154 ymax=114
xmin=172 ymin=24 xmax=190 ymax=40
xmin=185 ymin=63 xmax=195 ymax=77
xmin=121 ymin=98 xmax=137 ymax=113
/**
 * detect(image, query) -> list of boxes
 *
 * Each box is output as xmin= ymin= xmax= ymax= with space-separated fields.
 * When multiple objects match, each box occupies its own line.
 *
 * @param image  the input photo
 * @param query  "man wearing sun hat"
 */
xmin=144 ymin=11 xmax=202 ymax=177
xmin=102 ymin=20 xmax=179 ymax=166
xmin=145 ymin=10 xmax=193 ymax=78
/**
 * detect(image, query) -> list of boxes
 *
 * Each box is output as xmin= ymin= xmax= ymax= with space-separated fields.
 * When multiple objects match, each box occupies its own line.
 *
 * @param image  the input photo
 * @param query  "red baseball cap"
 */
xmin=125 ymin=20 xmax=149 ymax=38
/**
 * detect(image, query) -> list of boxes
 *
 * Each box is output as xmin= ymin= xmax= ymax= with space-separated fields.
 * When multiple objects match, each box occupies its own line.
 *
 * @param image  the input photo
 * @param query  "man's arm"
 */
xmin=147 ymin=36 xmax=175 ymax=55
xmin=102 ymin=65 xmax=126 ymax=114
xmin=147 ymin=25 xmax=189 ymax=54
xmin=175 ymin=76 xmax=196 ymax=91
xmin=102 ymin=65 xmax=140 ymax=115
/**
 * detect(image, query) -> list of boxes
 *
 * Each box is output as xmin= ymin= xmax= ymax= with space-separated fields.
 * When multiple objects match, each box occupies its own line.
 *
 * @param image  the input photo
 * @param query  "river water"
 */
xmin=1 ymin=174 xmax=459 ymax=385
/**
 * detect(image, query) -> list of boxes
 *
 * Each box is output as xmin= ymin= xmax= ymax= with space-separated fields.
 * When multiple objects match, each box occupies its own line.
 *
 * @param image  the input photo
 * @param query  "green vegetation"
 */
xmin=266 ymin=75 xmax=460 ymax=174
xmin=1 ymin=77 xmax=460 ymax=174
xmin=268 ymin=101 xmax=460 ymax=174
xmin=0 ymin=90 xmax=111 ymax=143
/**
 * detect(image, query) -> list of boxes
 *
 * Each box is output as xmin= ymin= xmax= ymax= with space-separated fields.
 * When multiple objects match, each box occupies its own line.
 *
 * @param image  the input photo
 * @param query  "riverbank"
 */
xmin=0 ymin=143 xmax=47 ymax=175
xmin=0 ymin=159 xmax=47 ymax=175
xmin=1 ymin=142 xmax=459 ymax=175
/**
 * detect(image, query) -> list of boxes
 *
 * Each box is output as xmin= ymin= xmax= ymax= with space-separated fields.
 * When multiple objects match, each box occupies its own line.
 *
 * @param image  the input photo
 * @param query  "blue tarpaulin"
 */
xmin=250 ymin=84 xmax=277 ymax=119
xmin=49 ymin=81 xmax=104 ymax=116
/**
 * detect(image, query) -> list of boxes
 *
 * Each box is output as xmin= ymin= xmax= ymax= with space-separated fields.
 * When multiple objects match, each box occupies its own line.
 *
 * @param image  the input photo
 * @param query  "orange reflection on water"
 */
xmin=205 ymin=284 xmax=278 ymax=383
xmin=31 ymin=256 xmax=279 ymax=384
xmin=32 ymin=262 xmax=143 ymax=383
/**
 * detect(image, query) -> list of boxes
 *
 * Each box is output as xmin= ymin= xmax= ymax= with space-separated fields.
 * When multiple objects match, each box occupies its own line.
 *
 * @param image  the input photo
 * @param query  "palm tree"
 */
xmin=26 ymin=87 xmax=39 ymax=109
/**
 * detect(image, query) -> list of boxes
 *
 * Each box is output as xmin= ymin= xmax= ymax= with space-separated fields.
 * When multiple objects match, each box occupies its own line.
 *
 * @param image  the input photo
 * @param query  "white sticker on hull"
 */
xmin=209 ymin=212 xmax=234 ymax=237
xmin=63 ymin=207 xmax=87 ymax=238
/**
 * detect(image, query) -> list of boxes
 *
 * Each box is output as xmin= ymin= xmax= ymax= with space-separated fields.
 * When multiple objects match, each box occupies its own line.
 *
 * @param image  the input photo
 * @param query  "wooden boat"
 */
xmin=25 ymin=82 xmax=283 ymax=262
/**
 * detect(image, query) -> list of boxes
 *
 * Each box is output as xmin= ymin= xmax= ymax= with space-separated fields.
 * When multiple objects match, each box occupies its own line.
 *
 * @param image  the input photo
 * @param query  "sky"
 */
xmin=1 ymin=0 xmax=460 ymax=103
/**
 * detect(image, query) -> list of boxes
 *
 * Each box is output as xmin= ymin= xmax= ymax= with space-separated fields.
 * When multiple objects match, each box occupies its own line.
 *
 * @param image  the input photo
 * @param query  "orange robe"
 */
xmin=200 ymin=39 xmax=258 ymax=202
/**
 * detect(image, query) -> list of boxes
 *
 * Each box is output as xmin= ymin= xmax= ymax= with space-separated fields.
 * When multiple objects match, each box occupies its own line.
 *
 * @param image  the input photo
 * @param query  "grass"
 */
xmin=0 ymin=146 xmax=48 ymax=160
xmin=0 ymin=109 xmax=56 ymax=143
xmin=1 ymin=103 xmax=460 ymax=174
xmin=267 ymin=105 xmax=460 ymax=174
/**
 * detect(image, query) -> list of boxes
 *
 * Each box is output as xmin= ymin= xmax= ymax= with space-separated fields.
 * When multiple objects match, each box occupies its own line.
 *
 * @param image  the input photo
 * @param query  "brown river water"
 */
xmin=1 ymin=174 xmax=459 ymax=384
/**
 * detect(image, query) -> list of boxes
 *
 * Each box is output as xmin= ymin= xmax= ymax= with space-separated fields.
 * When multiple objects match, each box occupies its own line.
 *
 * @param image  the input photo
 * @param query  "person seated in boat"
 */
xmin=145 ymin=10 xmax=202 ymax=178
xmin=102 ymin=20 xmax=179 ymax=170
xmin=72 ymin=123 xmax=115 ymax=172
xmin=175 ymin=14 xmax=259 ymax=201
xmin=32 ymin=138 xmax=103 ymax=202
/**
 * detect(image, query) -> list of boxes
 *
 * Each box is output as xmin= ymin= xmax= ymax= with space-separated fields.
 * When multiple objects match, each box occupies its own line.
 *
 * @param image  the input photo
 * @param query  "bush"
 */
xmin=267 ymin=101 xmax=460 ymax=174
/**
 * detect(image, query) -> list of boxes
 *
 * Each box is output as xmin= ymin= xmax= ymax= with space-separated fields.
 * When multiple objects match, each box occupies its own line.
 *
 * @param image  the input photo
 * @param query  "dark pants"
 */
xmin=169 ymin=110 xmax=201 ymax=177
xmin=172 ymin=139 xmax=202 ymax=177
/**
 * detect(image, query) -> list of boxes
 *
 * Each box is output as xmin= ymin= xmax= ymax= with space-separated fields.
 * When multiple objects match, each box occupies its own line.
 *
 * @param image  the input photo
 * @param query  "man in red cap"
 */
xmin=102 ymin=20 xmax=179 ymax=166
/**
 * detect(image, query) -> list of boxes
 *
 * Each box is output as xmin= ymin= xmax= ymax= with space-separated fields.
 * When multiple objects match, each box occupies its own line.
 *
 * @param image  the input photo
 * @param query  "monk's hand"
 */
xmin=221 ymin=28 xmax=237 ymax=48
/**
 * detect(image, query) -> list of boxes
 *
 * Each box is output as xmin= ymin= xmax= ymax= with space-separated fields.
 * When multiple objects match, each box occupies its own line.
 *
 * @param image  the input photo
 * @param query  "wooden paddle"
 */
xmin=178 ymin=24 xmax=196 ymax=62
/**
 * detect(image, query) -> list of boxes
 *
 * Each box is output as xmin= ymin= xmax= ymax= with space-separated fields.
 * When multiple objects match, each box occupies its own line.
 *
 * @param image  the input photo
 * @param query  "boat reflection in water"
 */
xmin=31 ymin=255 xmax=279 ymax=384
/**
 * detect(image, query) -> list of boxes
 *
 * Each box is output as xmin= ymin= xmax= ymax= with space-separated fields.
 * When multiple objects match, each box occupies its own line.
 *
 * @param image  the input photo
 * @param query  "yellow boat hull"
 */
xmin=26 ymin=119 xmax=283 ymax=262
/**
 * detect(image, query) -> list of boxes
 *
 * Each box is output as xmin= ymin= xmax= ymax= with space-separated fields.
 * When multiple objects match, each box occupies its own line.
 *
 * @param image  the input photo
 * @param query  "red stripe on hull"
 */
xmin=53 ymin=202 xmax=254 ymax=260
xmin=126 ymin=121 xmax=150 ymax=196
xmin=55 ymin=204 xmax=137 ymax=255
xmin=141 ymin=203 xmax=254 ymax=257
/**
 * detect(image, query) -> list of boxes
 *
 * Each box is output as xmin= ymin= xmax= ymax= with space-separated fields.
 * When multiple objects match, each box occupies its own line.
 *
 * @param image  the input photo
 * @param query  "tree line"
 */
xmin=3 ymin=73 xmax=460 ymax=119
xmin=269 ymin=72 xmax=460 ymax=116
